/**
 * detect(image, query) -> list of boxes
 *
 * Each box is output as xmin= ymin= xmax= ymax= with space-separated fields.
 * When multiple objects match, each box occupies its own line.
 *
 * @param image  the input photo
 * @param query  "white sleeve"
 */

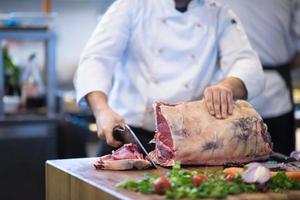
xmin=74 ymin=0 xmax=135 ymax=107
xmin=292 ymin=0 xmax=300 ymax=51
xmin=217 ymin=6 xmax=264 ymax=100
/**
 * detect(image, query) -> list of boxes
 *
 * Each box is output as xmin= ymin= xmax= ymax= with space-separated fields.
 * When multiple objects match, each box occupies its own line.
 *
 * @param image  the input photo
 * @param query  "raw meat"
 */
xmin=150 ymin=100 xmax=273 ymax=166
xmin=94 ymin=144 xmax=151 ymax=170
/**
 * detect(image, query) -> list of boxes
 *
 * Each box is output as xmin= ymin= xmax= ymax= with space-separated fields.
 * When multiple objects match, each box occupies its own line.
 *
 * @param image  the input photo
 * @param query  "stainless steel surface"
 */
xmin=125 ymin=124 xmax=157 ymax=168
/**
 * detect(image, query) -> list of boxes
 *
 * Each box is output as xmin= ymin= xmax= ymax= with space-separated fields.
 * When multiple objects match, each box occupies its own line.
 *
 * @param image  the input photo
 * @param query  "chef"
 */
xmin=220 ymin=0 xmax=300 ymax=155
xmin=74 ymin=0 xmax=264 ymax=156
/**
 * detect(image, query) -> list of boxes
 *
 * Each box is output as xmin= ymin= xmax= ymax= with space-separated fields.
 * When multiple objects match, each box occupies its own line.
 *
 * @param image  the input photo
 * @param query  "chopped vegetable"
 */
xmin=154 ymin=176 xmax=172 ymax=194
xmin=116 ymin=162 xmax=300 ymax=199
xmin=225 ymin=167 xmax=300 ymax=181
xmin=245 ymin=162 xmax=263 ymax=170
xmin=290 ymin=151 xmax=300 ymax=161
xmin=267 ymin=171 xmax=300 ymax=192
xmin=192 ymin=174 xmax=208 ymax=187
xmin=223 ymin=167 xmax=244 ymax=176
xmin=225 ymin=174 xmax=235 ymax=182
xmin=241 ymin=163 xmax=271 ymax=184
xmin=116 ymin=173 xmax=158 ymax=194
xmin=284 ymin=172 xmax=300 ymax=181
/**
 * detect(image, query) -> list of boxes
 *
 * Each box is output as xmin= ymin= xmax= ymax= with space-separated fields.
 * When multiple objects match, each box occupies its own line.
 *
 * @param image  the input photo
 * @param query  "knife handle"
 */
xmin=112 ymin=125 xmax=126 ymax=143
xmin=271 ymin=152 xmax=297 ymax=163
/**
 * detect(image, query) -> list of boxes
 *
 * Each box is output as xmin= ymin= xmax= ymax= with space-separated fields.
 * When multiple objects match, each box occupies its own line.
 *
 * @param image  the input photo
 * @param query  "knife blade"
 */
xmin=113 ymin=124 xmax=157 ymax=168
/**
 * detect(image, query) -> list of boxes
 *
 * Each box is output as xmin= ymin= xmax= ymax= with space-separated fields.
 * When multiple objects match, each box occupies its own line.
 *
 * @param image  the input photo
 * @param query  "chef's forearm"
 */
xmin=86 ymin=91 xmax=110 ymax=115
xmin=219 ymin=77 xmax=248 ymax=100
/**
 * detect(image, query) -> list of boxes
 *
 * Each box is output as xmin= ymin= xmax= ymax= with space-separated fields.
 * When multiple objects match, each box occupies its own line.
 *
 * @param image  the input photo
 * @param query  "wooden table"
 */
xmin=46 ymin=158 xmax=300 ymax=200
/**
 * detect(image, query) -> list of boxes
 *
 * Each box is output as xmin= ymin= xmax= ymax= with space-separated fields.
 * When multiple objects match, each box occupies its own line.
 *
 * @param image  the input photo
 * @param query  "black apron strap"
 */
xmin=263 ymin=63 xmax=294 ymax=105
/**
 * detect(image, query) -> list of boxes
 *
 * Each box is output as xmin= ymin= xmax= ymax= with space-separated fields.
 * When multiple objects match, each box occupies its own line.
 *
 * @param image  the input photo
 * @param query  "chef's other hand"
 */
xmin=86 ymin=91 xmax=125 ymax=147
xmin=204 ymin=77 xmax=247 ymax=119
xmin=204 ymin=84 xmax=233 ymax=119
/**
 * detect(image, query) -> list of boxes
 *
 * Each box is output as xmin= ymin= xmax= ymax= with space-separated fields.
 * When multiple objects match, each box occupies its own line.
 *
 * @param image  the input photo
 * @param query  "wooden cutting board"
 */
xmin=46 ymin=158 xmax=300 ymax=200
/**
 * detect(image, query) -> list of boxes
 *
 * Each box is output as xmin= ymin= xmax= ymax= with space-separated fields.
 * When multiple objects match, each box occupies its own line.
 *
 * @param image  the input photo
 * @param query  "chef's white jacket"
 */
xmin=220 ymin=0 xmax=300 ymax=118
xmin=74 ymin=0 xmax=264 ymax=131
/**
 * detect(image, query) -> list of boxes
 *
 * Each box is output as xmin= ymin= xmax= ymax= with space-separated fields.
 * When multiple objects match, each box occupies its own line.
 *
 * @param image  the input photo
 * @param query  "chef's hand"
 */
xmin=95 ymin=107 xmax=125 ymax=147
xmin=204 ymin=77 xmax=247 ymax=119
xmin=204 ymin=83 xmax=233 ymax=119
xmin=86 ymin=91 xmax=125 ymax=147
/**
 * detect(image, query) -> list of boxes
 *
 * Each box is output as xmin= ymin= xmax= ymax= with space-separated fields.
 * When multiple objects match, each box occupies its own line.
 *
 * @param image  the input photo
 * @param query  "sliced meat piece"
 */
xmin=94 ymin=158 xmax=151 ymax=170
xmin=94 ymin=143 xmax=151 ymax=170
xmin=150 ymin=100 xmax=273 ymax=166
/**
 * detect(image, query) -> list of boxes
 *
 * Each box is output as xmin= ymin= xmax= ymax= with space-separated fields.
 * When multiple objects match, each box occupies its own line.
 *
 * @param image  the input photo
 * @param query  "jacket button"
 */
xmin=150 ymin=78 xmax=159 ymax=85
xmin=191 ymin=53 xmax=196 ymax=59
xmin=184 ymin=83 xmax=189 ymax=89
xmin=162 ymin=19 xmax=167 ymax=24
xmin=153 ymin=80 xmax=159 ymax=84
xmin=196 ymin=23 xmax=201 ymax=28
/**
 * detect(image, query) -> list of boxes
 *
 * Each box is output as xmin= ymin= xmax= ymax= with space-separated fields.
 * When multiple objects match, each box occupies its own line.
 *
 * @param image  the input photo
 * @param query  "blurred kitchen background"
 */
xmin=1 ymin=0 xmax=300 ymax=200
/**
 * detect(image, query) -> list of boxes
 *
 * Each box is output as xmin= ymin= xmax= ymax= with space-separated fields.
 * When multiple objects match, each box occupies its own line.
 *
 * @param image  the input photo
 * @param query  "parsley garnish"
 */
xmin=116 ymin=163 xmax=300 ymax=199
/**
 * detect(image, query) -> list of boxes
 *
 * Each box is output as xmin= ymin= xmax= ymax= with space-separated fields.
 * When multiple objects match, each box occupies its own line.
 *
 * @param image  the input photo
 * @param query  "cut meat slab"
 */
xmin=150 ymin=100 xmax=273 ymax=166
xmin=94 ymin=144 xmax=151 ymax=170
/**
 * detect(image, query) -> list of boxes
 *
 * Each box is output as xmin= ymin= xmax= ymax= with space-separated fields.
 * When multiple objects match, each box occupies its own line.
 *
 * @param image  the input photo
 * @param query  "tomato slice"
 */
xmin=153 ymin=176 xmax=172 ymax=195
xmin=192 ymin=174 xmax=208 ymax=187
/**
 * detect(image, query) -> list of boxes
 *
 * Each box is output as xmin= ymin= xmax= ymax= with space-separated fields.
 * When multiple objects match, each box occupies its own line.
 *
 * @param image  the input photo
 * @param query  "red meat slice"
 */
xmin=94 ymin=144 xmax=151 ymax=170
xmin=150 ymin=103 xmax=175 ymax=166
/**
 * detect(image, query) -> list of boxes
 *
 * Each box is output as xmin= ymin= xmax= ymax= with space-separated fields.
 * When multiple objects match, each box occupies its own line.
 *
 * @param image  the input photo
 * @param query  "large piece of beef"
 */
xmin=94 ymin=144 xmax=151 ymax=170
xmin=150 ymin=100 xmax=273 ymax=166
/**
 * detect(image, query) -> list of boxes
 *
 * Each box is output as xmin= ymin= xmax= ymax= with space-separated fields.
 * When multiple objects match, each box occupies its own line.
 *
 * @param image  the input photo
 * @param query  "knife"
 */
xmin=270 ymin=152 xmax=297 ymax=163
xmin=113 ymin=124 xmax=157 ymax=168
xmin=223 ymin=152 xmax=298 ymax=169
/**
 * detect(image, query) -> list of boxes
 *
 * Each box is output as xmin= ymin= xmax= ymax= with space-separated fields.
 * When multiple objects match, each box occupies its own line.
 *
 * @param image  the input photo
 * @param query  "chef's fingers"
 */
xmin=105 ymin=126 xmax=122 ymax=147
xmin=227 ymin=92 xmax=233 ymax=115
xmin=95 ymin=120 xmax=106 ymax=139
xmin=220 ymin=90 xmax=227 ymax=118
xmin=204 ymin=87 xmax=215 ymax=115
xmin=212 ymin=89 xmax=221 ymax=119
xmin=103 ymin=113 xmax=125 ymax=147
xmin=97 ymin=128 xmax=106 ymax=140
